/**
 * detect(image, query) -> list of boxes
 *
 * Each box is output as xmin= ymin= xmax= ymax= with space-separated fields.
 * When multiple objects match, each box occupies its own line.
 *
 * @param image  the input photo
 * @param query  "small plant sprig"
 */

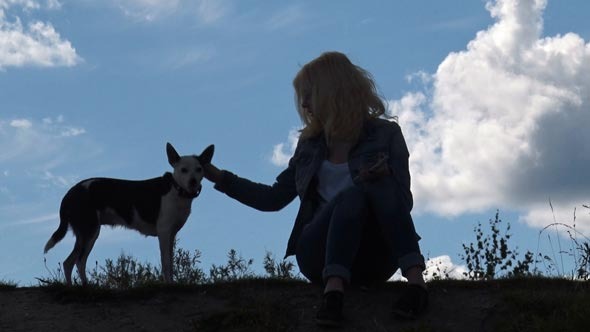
xmin=0 ymin=279 xmax=18 ymax=289
xmin=88 ymin=253 xmax=161 ymax=288
xmin=173 ymin=246 xmax=206 ymax=285
xmin=535 ymin=202 xmax=590 ymax=280
xmin=40 ymin=246 xmax=304 ymax=289
xmin=208 ymin=249 xmax=255 ymax=283
xmin=422 ymin=253 xmax=453 ymax=281
xmin=460 ymin=210 xmax=536 ymax=280
xmin=36 ymin=258 xmax=69 ymax=286
xmin=262 ymin=251 xmax=299 ymax=280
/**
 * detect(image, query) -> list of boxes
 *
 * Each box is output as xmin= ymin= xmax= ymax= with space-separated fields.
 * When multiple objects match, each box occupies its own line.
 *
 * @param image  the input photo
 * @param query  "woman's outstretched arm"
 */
xmin=203 ymin=162 xmax=298 ymax=212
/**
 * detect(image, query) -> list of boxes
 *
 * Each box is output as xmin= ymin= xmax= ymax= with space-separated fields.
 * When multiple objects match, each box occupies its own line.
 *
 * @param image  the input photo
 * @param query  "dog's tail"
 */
xmin=44 ymin=210 xmax=69 ymax=254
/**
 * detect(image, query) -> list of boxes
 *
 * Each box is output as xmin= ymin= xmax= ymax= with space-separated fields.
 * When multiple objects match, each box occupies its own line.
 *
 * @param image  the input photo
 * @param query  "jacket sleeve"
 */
xmin=213 ymin=158 xmax=299 ymax=212
xmin=388 ymin=121 xmax=414 ymax=211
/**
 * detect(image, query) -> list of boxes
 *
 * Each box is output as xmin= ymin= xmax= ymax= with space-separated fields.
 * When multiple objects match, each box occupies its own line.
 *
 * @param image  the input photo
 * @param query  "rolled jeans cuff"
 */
xmin=398 ymin=252 xmax=426 ymax=277
xmin=322 ymin=264 xmax=351 ymax=284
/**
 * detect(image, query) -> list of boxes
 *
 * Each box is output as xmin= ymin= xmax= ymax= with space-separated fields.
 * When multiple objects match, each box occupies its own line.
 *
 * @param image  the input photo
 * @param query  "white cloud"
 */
xmin=194 ymin=0 xmax=228 ymax=25
xmin=266 ymin=4 xmax=305 ymax=31
xmin=0 ymin=115 xmax=100 ymax=227
xmin=166 ymin=47 xmax=215 ymax=69
xmin=265 ymin=0 xmax=590 ymax=232
xmin=10 ymin=212 xmax=58 ymax=226
xmin=0 ymin=115 xmax=87 ymax=168
xmin=45 ymin=0 xmax=60 ymax=10
xmin=389 ymin=255 xmax=467 ymax=281
xmin=387 ymin=0 xmax=590 ymax=231
xmin=10 ymin=118 xmax=32 ymax=129
xmin=0 ymin=1 xmax=39 ymax=11
xmin=0 ymin=0 xmax=81 ymax=69
xmin=42 ymin=114 xmax=63 ymax=124
xmin=423 ymin=255 xmax=468 ymax=280
xmin=60 ymin=127 xmax=86 ymax=137
xmin=271 ymin=128 xmax=300 ymax=167
xmin=116 ymin=0 xmax=180 ymax=21
xmin=41 ymin=170 xmax=76 ymax=187
xmin=519 ymin=200 xmax=585 ymax=231
xmin=405 ymin=71 xmax=432 ymax=85
xmin=115 ymin=0 xmax=229 ymax=24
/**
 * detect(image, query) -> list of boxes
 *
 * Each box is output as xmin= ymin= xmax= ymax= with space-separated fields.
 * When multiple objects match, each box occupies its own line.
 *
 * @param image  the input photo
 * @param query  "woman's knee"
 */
xmin=335 ymin=184 xmax=366 ymax=204
xmin=295 ymin=230 xmax=325 ymax=283
xmin=295 ymin=251 xmax=323 ymax=284
xmin=331 ymin=185 xmax=369 ymax=221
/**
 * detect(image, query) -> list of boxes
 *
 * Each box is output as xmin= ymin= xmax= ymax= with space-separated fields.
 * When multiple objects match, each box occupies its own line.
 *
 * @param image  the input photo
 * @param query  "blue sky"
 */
xmin=1 ymin=0 xmax=589 ymax=284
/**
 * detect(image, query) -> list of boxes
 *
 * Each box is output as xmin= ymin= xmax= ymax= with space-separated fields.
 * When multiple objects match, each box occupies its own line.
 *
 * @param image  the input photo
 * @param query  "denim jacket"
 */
xmin=214 ymin=118 xmax=414 ymax=258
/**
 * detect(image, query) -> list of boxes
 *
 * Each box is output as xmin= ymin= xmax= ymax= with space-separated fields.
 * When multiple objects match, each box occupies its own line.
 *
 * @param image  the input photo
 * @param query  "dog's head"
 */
xmin=166 ymin=143 xmax=214 ymax=197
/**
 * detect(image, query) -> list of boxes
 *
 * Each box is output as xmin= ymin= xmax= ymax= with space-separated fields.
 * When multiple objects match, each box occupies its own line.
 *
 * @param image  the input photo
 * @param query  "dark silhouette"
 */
xmin=203 ymin=51 xmax=427 ymax=326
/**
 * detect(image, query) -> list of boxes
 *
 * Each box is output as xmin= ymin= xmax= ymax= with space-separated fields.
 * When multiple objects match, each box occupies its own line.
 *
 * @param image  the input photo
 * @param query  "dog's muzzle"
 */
xmin=193 ymin=184 xmax=202 ymax=197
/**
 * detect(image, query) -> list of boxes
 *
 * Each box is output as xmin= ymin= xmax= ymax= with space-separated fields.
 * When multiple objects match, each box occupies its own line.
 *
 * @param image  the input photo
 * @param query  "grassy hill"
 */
xmin=1 ymin=277 xmax=589 ymax=332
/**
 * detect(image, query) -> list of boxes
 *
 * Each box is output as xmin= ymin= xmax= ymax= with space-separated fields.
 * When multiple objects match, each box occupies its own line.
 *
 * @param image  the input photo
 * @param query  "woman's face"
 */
xmin=301 ymin=91 xmax=314 ymax=117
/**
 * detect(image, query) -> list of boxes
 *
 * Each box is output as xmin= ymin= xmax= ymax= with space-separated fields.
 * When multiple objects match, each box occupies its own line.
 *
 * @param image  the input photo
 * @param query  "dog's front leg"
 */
xmin=158 ymin=231 xmax=175 ymax=283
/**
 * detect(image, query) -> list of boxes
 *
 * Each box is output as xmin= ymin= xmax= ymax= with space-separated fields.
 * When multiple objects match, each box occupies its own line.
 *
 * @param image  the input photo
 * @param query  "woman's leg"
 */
xmin=363 ymin=177 xmax=426 ymax=285
xmin=297 ymin=180 xmax=424 ymax=287
xmin=296 ymin=185 xmax=373 ymax=326
xmin=350 ymin=214 xmax=398 ymax=286
xmin=296 ymin=185 xmax=369 ymax=287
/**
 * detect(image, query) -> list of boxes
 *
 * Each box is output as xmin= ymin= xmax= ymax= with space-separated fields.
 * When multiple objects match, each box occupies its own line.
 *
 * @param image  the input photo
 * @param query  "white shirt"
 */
xmin=316 ymin=159 xmax=354 ymax=205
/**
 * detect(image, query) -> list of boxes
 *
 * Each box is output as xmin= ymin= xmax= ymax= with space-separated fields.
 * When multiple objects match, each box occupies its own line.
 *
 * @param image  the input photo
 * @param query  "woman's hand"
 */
xmin=203 ymin=163 xmax=223 ymax=184
xmin=354 ymin=153 xmax=391 ymax=182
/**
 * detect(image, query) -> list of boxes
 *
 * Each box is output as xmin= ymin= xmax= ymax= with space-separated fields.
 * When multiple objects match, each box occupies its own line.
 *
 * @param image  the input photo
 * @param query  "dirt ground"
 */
xmin=0 ymin=279 xmax=506 ymax=332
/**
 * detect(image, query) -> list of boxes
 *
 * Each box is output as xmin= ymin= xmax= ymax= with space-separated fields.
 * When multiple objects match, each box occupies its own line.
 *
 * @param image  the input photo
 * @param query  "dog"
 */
xmin=44 ymin=143 xmax=214 ymax=285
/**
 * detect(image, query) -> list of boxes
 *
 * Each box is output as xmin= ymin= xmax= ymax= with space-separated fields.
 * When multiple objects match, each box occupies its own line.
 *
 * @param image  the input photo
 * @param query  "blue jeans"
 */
xmin=295 ymin=183 xmax=425 ymax=285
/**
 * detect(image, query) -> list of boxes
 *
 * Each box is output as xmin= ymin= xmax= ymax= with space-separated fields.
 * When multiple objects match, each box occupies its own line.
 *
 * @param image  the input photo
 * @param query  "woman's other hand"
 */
xmin=203 ymin=163 xmax=223 ymax=184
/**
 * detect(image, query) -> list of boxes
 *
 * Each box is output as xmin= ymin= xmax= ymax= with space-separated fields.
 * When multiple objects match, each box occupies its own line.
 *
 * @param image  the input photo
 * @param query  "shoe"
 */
xmin=392 ymin=284 xmax=428 ymax=320
xmin=315 ymin=290 xmax=344 ymax=328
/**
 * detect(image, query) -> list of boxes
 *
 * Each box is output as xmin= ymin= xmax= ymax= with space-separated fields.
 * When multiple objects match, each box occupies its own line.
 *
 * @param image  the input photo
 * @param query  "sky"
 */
xmin=1 ymin=0 xmax=589 ymax=285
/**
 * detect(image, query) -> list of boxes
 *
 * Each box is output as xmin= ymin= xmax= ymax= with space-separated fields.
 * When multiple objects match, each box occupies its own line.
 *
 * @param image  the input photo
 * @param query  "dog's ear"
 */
xmin=198 ymin=144 xmax=215 ymax=165
xmin=166 ymin=142 xmax=181 ymax=166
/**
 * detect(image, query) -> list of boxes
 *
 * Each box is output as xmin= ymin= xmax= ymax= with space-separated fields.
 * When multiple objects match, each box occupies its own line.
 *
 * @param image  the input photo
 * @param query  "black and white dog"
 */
xmin=44 ymin=143 xmax=214 ymax=285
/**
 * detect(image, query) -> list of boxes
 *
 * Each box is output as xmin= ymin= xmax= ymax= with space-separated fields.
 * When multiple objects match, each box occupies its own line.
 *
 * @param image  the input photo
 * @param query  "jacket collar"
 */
xmin=360 ymin=118 xmax=379 ymax=140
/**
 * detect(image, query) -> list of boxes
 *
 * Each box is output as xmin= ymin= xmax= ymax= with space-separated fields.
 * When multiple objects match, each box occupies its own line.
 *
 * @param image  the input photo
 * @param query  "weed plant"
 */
xmin=208 ymin=249 xmax=255 ymax=283
xmin=460 ymin=210 xmax=536 ymax=280
xmin=262 ymin=251 xmax=300 ymax=280
xmin=534 ymin=202 xmax=590 ymax=279
xmin=38 ymin=244 xmax=298 ymax=289
xmin=0 ymin=279 xmax=17 ymax=290
xmin=35 ymin=204 xmax=590 ymax=289
xmin=460 ymin=205 xmax=590 ymax=281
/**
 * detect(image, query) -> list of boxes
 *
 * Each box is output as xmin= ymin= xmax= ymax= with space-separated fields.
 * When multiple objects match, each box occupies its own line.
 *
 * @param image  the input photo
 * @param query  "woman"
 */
xmin=203 ymin=51 xmax=428 ymax=326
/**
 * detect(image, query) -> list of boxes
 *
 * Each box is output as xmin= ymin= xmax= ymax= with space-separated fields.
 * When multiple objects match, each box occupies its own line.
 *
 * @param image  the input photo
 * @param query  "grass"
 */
xmin=0 ymin=279 xmax=18 ymax=290
xmin=2 ymin=208 xmax=585 ymax=331
xmin=35 ymin=277 xmax=307 ymax=332
xmin=4 ymin=274 xmax=590 ymax=331
xmin=191 ymin=286 xmax=299 ymax=332
xmin=35 ymin=276 xmax=308 ymax=303
xmin=418 ymin=277 xmax=590 ymax=332
xmin=492 ymin=278 xmax=590 ymax=332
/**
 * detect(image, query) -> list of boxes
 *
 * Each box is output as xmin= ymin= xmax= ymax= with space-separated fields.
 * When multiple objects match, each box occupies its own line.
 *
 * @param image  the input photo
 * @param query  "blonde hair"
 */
xmin=293 ymin=51 xmax=386 ymax=146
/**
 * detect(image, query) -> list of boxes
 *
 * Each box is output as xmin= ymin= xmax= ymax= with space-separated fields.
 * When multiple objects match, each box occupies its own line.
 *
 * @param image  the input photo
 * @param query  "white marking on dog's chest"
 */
xmin=157 ymin=192 xmax=193 ymax=233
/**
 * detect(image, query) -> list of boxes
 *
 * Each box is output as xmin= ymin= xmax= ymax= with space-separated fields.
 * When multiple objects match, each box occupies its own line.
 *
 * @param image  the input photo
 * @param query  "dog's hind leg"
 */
xmin=75 ymin=225 xmax=100 ymax=286
xmin=63 ymin=238 xmax=82 ymax=285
